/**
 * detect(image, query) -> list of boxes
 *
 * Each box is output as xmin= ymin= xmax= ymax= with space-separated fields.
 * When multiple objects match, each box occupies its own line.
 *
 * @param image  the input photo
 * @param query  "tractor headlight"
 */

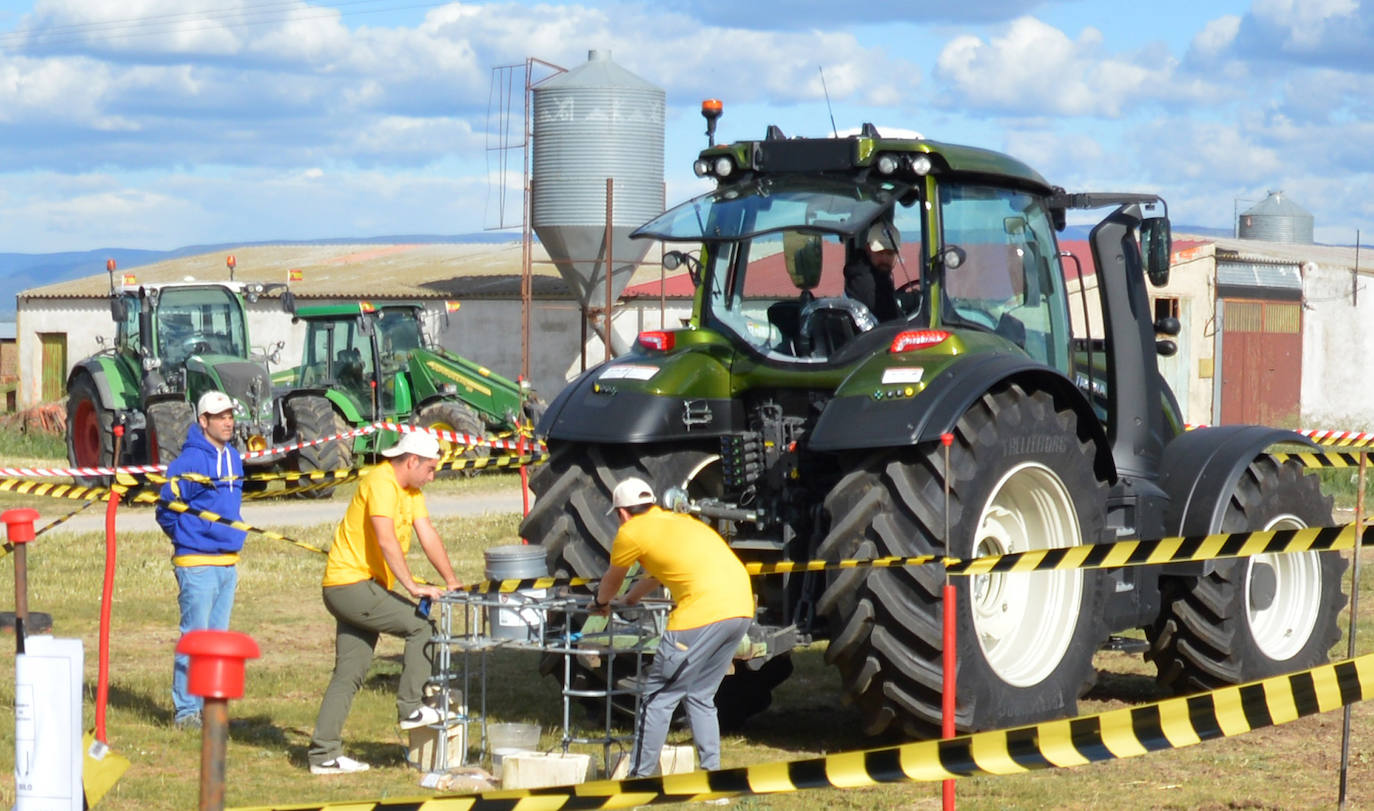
xmin=693 ymin=159 xmax=711 ymax=177
xmin=876 ymin=153 xmax=900 ymax=175
xmin=910 ymin=155 xmax=933 ymax=176
xmin=713 ymin=157 xmax=734 ymax=177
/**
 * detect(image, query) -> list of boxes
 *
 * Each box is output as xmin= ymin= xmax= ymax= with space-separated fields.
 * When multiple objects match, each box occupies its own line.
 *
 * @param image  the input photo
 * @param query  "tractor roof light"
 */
xmin=910 ymin=154 xmax=933 ymax=176
xmin=713 ymin=156 xmax=734 ymax=178
xmin=637 ymin=330 xmax=675 ymax=352
xmin=890 ymin=329 xmax=951 ymax=354
xmin=693 ymin=159 xmax=711 ymax=177
xmin=876 ymin=153 xmax=900 ymax=175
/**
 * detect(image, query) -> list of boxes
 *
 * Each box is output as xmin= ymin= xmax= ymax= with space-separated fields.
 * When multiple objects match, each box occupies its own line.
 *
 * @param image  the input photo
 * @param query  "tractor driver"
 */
xmin=843 ymin=221 xmax=902 ymax=322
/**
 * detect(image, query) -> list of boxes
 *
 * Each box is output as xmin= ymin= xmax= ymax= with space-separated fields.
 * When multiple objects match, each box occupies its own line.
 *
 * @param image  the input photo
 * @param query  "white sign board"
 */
xmin=15 ymin=636 xmax=83 ymax=811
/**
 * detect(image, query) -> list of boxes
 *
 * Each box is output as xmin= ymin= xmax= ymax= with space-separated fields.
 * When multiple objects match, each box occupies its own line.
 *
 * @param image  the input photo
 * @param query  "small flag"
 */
xmin=359 ymin=301 xmax=376 ymax=313
xmin=445 ymin=300 xmax=461 ymax=313
xmin=289 ymin=268 xmax=303 ymax=282
xmin=122 ymin=273 xmax=137 ymax=287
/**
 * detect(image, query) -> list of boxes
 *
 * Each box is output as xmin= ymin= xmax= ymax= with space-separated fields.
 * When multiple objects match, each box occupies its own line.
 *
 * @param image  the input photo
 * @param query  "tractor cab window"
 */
xmin=115 ymin=294 xmax=140 ymax=355
xmin=303 ymin=318 xmax=375 ymax=412
xmin=634 ymin=176 xmax=925 ymax=363
xmin=377 ymin=309 xmax=423 ymax=365
xmin=938 ymin=184 xmax=1070 ymax=373
xmin=153 ymin=287 xmax=247 ymax=367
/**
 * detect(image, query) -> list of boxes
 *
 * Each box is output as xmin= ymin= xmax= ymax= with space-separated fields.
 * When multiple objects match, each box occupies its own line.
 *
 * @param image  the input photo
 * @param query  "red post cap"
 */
xmin=2 ymin=508 xmax=40 ymax=544
xmin=941 ymin=432 xmax=954 ymax=447
xmin=176 ymin=630 xmax=261 ymax=700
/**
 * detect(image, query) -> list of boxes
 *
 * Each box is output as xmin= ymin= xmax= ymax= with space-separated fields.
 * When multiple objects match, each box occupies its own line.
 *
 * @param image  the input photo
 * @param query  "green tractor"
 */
xmin=274 ymin=301 xmax=540 ymax=475
xmin=65 ymin=268 xmax=291 ymax=486
xmin=519 ymin=115 xmax=1347 ymax=736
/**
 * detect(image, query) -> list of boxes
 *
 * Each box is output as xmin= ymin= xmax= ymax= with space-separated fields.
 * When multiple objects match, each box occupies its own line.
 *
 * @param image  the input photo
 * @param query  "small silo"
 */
xmin=532 ymin=50 xmax=664 ymax=322
xmin=1238 ymin=190 xmax=1314 ymax=244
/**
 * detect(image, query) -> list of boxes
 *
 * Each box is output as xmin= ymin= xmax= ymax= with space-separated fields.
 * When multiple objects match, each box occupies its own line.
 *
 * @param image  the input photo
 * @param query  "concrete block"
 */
xmin=500 ymin=751 xmax=591 ymax=789
xmin=609 ymin=744 xmax=697 ymax=779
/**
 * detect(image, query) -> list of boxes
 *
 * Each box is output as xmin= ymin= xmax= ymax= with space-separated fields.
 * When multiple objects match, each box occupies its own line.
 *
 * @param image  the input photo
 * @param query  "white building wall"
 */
xmin=1300 ymin=265 xmax=1374 ymax=430
xmin=16 ymin=300 xmax=108 ymax=407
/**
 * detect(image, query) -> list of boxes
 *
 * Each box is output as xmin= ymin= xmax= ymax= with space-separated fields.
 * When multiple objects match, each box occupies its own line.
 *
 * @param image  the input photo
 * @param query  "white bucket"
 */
xmin=483 ymin=545 xmax=549 ymax=641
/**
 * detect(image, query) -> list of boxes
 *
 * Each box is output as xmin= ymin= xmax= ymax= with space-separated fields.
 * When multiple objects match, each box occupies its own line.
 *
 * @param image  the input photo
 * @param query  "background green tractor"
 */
xmin=520 ymin=116 xmax=1346 ymax=736
xmin=65 ymin=269 xmax=289 ymax=486
xmin=274 ymin=301 xmax=540 ymax=480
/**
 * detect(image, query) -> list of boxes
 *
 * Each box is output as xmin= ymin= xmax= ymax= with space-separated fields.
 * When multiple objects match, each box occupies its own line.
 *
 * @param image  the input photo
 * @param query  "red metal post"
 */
xmin=940 ymin=432 xmax=956 ymax=810
xmin=96 ymin=423 xmax=125 ymax=743
xmin=3 ymin=508 xmax=39 ymax=655
xmin=178 ymin=630 xmax=260 ymax=811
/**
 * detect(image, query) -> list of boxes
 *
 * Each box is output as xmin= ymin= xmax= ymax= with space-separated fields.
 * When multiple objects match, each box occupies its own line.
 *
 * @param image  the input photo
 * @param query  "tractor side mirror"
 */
xmin=663 ymin=250 xmax=702 ymax=286
xmin=110 ymin=297 xmax=128 ymax=322
xmin=1141 ymin=217 xmax=1172 ymax=287
xmin=280 ymin=290 xmax=295 ymax=313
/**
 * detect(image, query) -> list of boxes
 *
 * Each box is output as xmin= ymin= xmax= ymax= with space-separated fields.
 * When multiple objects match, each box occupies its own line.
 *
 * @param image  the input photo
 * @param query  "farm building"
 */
xmin=11 ymin=241 xmax=680 ymax=412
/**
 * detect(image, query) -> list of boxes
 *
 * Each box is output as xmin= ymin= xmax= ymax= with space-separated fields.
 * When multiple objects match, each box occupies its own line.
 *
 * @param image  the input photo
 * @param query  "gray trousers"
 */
xmin=308 ymin=580 xmax=433 ymax=765
xmin=631 ymin=616 xmax=750 ymax=776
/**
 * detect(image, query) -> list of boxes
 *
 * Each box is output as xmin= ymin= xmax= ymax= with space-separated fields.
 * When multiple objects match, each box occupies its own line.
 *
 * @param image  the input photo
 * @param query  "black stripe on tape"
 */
xmin=786 ymin=757 xmax=833 ymax=789
xmin=863 ymin=747 xmax=908 ymax=782
xmin=1238 ymin=683 xmax=1273 ymax=730
xmin=935 ymin=737 xmax=977 ymax=776
xmin=1005 ymin=726 xmax=1051 ymax=769
xmin=1068 ymin=716 xmax=1111 ymax=763
xmin=1335 ymin=659 xmax=1364 ymax=706
xmin=1129 ymin=704 xmax=1171 ymax=752
xmin=1186 ymin=692 xmax=1224 ymax=741
xmin=1290 ymin=670 xmax=1320 ymax=717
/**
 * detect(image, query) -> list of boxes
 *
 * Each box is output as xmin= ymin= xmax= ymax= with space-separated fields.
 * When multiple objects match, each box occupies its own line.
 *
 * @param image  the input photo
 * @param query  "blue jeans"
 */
xmin=172 ymin=564 xmax=238 ymax=720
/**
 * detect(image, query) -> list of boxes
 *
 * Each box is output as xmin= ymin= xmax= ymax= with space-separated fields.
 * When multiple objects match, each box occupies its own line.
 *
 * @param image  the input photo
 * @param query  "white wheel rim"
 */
xmin=1247 ymin=514 xmax=1321 ymax=661
xmin=970 ymin=462 xmax=1084 ymax=687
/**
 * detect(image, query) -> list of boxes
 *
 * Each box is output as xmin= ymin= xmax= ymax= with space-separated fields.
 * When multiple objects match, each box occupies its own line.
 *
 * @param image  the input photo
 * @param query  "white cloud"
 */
xmin=932 ymin=16 xmax=1198 ymax=117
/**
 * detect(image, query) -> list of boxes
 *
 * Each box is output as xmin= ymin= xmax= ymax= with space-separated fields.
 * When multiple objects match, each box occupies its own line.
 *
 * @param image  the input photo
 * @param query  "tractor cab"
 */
xmin=632 ymin=140 xmax=1074 ymax=377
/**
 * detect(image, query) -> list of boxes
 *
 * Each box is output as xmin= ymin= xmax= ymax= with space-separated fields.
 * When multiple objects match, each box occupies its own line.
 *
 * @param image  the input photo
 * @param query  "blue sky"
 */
xmin=0 ymin=0 xmax=1370 ymax=252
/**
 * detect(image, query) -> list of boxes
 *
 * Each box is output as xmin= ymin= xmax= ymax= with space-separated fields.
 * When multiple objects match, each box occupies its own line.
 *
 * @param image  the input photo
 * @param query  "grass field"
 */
xmin=2 ymin=443 xmax=1374 ymax=809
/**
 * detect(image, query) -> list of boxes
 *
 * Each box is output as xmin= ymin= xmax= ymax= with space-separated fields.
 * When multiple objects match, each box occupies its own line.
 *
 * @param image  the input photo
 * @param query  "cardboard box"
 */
xmin=407 ymin=724 xmax=466 ymax=772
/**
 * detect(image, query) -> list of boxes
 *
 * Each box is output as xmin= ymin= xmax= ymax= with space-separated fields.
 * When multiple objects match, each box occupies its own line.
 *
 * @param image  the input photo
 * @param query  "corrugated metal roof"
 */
xmin=17 ymin=241 xmax=670 ymax=303
xmin=1242 ymin=191 xmax=1312 ymax=218
xmin=1217 ymin=261 xmax=1303 ymax=291
xmin=1207 ymin=234 xmax=1368 ymax=273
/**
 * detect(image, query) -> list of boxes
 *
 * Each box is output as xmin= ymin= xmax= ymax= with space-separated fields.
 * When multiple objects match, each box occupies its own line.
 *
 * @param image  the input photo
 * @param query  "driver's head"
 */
xmin=865 ymin=222 xmax=899 ymax=272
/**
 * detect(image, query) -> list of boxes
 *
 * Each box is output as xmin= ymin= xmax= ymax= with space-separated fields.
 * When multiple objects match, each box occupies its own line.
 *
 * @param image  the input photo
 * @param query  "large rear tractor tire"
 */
xmin=1147 ymin=456 xmax=1346 ymax=692
xmin=146 ymin=401 xmax=194 ymax=465
xmin=66 ymin=375 xmax=115 ymax=486
xmin=816 ymin=384 xmax=1110 ymax=737
xmin=418 ymin=401 xmax=487 ymax=476
xmin=518 ymin=441 xmax=782 ymax=729
xmin=285 ymin=395 xmax=351 ymax=498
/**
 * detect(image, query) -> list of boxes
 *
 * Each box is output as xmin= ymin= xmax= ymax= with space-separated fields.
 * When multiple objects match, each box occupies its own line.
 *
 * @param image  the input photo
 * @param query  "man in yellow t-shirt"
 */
xmin=593 ymin=477 xmax=752 ymax=777
xmin=307 ymin=431 xmax=462 ymax=775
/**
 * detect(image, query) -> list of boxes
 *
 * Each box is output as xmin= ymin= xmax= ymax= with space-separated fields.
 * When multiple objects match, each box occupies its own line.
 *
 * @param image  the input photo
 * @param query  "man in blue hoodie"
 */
xmin=156 ymin=390 xmax=245 ymax=730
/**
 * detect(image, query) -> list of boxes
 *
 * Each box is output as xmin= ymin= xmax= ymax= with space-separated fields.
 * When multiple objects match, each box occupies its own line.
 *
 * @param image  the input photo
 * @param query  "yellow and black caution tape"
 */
xmin=436 ymin=451 xmax=547 ymax=475
xmin=1276 ymin=450 xmax=1366 ymax=470
xmin=124 ymin=491 xmax=330 ymax=557
xmin=231 ymin=650 xmax=1374 ymax=810
xmin=0 ymin=476 xmax=114 ymax=502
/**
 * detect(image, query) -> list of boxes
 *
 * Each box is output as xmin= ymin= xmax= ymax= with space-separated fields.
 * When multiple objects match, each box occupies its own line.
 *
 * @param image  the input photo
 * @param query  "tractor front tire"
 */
xmin=816 ymin=384 xmax=1111 ymax=737
xmin=146 ymin=401 xmax=194 ymax=465
xmin=285 ymin=396 xmax=351 ymax=498
xmin=66 ymin=375 xmax=115 ymax=486
xmin=1147 ymin=456 xmax=1346 ymax=692
xmin=518 ymin=440 xmax=783 ymax=729
xmin=418 ymin=401 xmax=487 ymax=476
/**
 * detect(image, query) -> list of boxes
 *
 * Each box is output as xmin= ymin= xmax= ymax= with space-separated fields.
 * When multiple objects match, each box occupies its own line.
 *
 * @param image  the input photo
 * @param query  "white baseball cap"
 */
xmin=196 ymin=390 xmax=235 ymax=416
xmin=382 ymin=431 xmax=443 ymax=460
xmin=607 ymin=477 xmax=656 ymax=514
xmin=866 ymin=222 xmax=900 ymax=253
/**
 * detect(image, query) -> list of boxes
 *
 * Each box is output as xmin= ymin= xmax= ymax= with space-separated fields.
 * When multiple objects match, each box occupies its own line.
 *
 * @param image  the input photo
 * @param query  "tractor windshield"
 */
xmin=674 ymin=179 xmax=926 ymax=363
xmin=154 ymin=286 xmax=248 ymax=367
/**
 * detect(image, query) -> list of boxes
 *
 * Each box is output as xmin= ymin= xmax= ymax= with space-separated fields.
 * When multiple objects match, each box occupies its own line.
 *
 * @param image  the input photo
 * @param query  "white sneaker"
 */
xmin=310 ymin=755 xmax=370 ymax=775
xmin=399 ymin=705 xmax=458 ymax=730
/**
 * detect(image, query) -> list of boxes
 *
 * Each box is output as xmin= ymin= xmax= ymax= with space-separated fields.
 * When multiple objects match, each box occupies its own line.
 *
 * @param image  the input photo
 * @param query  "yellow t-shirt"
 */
xmin=322 ymin=462 xmax=429 ymax=590
xmin=609 ymin=506 xmax=753 ymax=631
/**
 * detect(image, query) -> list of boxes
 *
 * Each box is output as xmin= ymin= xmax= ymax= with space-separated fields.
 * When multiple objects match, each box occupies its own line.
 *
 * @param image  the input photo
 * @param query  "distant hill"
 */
xmin=0 ymin=233 xmax=522 ymax=319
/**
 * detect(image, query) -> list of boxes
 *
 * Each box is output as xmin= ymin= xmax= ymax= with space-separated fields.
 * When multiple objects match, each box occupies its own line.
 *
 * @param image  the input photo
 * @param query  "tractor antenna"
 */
xmin=819 ymin=66 xmax=838 ymax=138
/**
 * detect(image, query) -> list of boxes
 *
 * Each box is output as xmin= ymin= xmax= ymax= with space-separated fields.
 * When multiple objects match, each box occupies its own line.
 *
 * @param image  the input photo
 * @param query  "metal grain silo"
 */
xmin=1238 ymin=190 xmax=1314 ymax=244
xmin=532 ymin=49 xmax=664 ymax=313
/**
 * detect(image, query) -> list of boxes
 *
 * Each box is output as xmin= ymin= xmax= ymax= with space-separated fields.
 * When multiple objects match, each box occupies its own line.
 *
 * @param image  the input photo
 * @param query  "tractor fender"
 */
xmin=809 ymin=352 xmax=1112 ymax=476
xmin=67 ymin=357 xmax=137 ymax=412
xmin=1158 ymin=425 xmax=1318 ymax=536
xmin=539 ymin=359 xmax=743 ymax=443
